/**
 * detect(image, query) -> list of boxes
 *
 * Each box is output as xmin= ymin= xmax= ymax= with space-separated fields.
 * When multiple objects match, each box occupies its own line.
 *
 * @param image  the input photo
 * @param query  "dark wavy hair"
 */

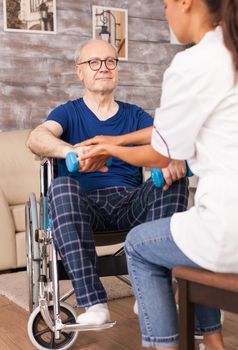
xmin=203 ymin=0 xmax=238 ymax=72
xmin=204 ymin=0 xmax=222 ymax=22
xmin=221 ymin=0 xmax=238 ymax=72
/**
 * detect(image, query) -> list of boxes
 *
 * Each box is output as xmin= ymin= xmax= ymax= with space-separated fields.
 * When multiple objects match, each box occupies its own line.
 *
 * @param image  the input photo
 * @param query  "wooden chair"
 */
xmin=173 ymin=266 xmax=238 ymax=350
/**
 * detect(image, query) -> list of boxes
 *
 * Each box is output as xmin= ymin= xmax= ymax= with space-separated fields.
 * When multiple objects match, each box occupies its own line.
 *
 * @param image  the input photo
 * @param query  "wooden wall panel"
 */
xmin=0 ymin=0 xmax=183 ymax=131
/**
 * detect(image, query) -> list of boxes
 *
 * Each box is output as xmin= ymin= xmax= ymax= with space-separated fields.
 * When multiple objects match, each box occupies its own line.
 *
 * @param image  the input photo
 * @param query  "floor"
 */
xmin=0 ymin=295 xmax=238 ymax=350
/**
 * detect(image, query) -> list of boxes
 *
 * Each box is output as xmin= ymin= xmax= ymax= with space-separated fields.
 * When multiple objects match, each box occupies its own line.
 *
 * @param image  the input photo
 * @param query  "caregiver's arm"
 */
xmin=78 ymin=126 xmax=153 ymax=147
xmin=79 ymin=143 xmax=170 ymax=169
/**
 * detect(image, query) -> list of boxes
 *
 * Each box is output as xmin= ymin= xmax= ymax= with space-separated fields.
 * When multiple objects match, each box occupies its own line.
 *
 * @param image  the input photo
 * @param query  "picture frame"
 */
xmin=3 ymin=0 xmax=56 ymax=34
xmin=92 ymin=5 xmax=128 ymax=61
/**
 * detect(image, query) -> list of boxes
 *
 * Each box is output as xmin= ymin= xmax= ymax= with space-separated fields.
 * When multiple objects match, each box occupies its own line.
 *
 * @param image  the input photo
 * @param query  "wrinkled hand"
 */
xmin=161 ymin=160 xmax=186 ymax=191
xmin=73 ymin=145 xmax=109 ymax=173
xmin=77 ymin=135 xmax=121 ymax=147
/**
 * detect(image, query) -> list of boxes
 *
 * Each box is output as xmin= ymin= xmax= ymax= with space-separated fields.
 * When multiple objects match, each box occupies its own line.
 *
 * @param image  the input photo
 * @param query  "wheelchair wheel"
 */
xmin=27 ymin=302 xmax=78 ymax=350
xmin=25 ymin=192 xmax=40 ymax=312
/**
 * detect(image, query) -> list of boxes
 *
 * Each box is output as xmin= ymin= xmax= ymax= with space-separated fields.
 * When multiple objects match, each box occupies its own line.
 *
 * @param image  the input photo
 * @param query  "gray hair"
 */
xmin=74 ymin=41 xmax=89 ymax=65
xmin=74 ymin=39 xmax=118 ymax=65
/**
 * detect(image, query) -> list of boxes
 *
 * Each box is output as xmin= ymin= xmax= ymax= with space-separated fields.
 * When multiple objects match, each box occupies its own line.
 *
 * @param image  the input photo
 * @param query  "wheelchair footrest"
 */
xmin=62 ymin=321 xmax=116 ymax=332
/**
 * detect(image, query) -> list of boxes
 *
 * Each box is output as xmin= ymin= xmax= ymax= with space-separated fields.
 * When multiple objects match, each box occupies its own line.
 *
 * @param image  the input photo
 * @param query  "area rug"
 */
xmin=0 ymin=271 xmax=133 ymax=312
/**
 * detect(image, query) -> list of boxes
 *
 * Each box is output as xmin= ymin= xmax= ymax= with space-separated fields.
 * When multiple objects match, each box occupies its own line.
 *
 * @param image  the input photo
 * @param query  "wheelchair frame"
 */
xmin=25 ymin=158 xmax=127 ymax=350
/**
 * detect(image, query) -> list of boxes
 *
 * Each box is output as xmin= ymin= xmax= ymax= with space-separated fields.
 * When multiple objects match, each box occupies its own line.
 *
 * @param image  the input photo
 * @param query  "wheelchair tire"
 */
xmin=27 ymin=302 xmax=78 ymax=350
xmin=25 ymin=192 xmax=40 ymax=312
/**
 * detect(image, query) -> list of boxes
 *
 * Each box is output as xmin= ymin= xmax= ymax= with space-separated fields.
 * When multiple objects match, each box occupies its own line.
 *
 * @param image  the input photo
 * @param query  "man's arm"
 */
xmin=27 ymin=121 xmax=109 ymax=172
xmin=26 ymin=120 xmax=73 ymax=158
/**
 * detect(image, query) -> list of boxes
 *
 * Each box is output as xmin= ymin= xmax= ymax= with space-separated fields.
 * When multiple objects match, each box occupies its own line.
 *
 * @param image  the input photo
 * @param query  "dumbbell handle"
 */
xmin=151 ymin=162 xmax=193 ymax=188
xmin=66 ymin=151 xmax=112 ymax=173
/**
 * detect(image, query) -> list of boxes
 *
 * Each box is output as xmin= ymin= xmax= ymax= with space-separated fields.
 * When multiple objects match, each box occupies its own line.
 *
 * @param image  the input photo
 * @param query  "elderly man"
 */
xmin=27 ymin=39 xmax=188 ymax=326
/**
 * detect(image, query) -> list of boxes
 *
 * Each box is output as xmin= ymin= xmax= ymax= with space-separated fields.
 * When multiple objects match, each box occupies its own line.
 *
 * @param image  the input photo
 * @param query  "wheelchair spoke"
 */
xmin=61 ymin=332 xmax=71 ymax=340
xmin=36 ymin=328 xmax=50 ymax=337
xmin=51 ymin=332 xmax=70 ymax=348
xmin=50 ymin=332 xmax=54 ymax=348
xmin=35 ymin=325 xmax=51 ymax=337
xmin=62 ymin=316 xmax=75 ymax=324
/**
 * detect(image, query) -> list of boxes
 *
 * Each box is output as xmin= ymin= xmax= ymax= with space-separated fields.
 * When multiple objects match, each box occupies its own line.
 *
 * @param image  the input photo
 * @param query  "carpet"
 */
xmin=0 ymin=271 xmax=133 ymax=312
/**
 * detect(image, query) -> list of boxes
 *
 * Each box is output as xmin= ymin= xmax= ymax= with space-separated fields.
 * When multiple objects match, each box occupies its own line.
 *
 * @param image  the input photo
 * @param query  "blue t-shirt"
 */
xmin=47 ymin=98 xmax=153 ymax=192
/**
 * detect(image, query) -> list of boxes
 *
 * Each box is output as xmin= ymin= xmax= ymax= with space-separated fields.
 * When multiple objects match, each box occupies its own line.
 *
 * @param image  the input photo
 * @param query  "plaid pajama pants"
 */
xmin=48 ymin=176 xmax=188 ymax=307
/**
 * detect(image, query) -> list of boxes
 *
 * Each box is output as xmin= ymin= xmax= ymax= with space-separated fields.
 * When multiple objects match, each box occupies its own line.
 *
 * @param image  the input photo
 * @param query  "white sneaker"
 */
xmin=133 ymin=300 xmax=138 ymax=315
xmin=76 ymin=303 xmax=111 ymax=326
xmin=198 ymin=343 xmax=206 ymax=350
xmin=195 ymin=334 xmax=204 ymax=340
xmin=220 ymin=310 xmax=224 ymax=324
xmin=133 ymin=300 xmax=138 ymax=316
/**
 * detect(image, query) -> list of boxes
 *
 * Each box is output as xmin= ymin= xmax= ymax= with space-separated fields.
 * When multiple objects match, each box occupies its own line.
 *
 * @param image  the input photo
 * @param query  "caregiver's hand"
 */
xmin=161 ymin=160 xmax=186 ymax=191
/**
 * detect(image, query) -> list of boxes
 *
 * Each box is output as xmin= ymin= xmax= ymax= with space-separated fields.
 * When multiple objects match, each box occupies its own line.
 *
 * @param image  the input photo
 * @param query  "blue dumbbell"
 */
xmin=151 ymin=162 xmax=193 ymax=188
xmin=66 ymin=152 xmax=79 ymax=172
xmin=66 ymin=151 xmax=112 ymax=173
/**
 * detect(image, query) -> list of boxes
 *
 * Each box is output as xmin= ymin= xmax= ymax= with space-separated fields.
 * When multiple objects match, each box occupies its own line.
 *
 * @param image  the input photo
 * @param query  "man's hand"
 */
xmin=161 ymin=160 xmax=186 ymax=190
xmin=73 ymin=145 xmax=109 ymax=173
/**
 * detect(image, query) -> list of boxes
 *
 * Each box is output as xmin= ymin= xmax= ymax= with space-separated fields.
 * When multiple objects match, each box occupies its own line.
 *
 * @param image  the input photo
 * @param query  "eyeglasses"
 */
xmin=77 ymin=57 xmax=119 ymax=71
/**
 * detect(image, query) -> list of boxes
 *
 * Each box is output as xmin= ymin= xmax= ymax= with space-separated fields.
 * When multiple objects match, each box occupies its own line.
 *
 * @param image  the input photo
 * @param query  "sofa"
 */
xmin=0 ymin=129 xmax=40 ymax=271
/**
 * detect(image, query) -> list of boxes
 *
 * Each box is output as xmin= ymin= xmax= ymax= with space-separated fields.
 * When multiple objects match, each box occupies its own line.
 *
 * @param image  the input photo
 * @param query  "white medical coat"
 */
xmin=152 ymin=26 xmax=238 ymax=273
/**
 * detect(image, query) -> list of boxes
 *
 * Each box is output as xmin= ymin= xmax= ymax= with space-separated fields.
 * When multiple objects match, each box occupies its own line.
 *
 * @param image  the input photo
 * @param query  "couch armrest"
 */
xmin=0 ymin=187 xmax=17 ymax=270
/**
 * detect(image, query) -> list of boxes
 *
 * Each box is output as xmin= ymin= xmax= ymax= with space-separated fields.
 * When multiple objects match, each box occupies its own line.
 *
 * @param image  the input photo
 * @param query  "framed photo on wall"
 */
xmin=3 ymin=0 xmax=56 ymax=33
xmin=92 ymin=5 xmax=128 ymax=60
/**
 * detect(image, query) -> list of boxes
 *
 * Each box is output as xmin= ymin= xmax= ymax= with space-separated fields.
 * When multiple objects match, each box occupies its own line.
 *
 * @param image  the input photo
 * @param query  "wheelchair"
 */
xmin=25 ymin=158 xmax=130 ymax=350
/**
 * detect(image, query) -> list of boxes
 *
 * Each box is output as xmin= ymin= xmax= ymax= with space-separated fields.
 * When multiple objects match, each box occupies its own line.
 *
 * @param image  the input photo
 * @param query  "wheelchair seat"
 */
xmin=94 ymin=229 xmax=129 ymax=246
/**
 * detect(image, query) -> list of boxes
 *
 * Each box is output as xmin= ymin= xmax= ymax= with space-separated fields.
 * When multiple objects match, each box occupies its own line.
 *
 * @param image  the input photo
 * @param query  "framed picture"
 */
xmin=3 ymin=0 xmax=56 ymax=33
xmin=92 ymin=5 xmax=128 ymax=60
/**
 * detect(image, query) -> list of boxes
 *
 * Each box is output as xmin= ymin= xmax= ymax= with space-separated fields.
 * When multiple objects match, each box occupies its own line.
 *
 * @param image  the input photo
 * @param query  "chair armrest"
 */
xmin=0 ymin=187 xmax=17 ymax=270
xmin=173 ymin=266 xmax=238 ymax=293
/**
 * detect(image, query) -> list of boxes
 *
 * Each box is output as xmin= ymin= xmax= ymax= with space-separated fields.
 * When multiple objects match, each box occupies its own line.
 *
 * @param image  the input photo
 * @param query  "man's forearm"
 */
xmin=26 ymin=125 xmax=72 ymax=158
xmin=119 ymin=126 xmax=152 ymax=145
